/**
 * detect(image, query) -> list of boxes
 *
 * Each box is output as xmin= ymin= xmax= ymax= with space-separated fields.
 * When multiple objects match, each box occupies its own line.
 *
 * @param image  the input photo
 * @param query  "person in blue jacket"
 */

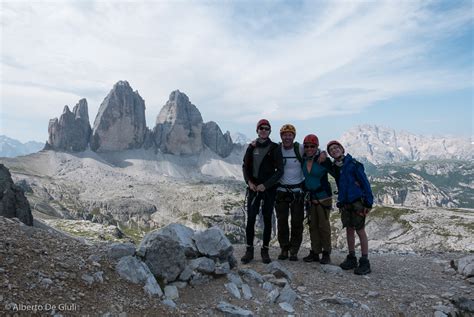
xmin=327 ymin=140 xmax=373 ymax=275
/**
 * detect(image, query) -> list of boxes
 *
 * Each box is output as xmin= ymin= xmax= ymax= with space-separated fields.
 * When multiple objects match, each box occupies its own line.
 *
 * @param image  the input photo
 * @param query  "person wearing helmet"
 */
xmin=327 ymin=140 xmax=373 ymax=275
xmin=275 ymin=124 xmax=305 ymax=261
xmin=302 ymin=134 xmax=334 ymax=264
xmin=242 ymin=119 xmax=284 ymax=264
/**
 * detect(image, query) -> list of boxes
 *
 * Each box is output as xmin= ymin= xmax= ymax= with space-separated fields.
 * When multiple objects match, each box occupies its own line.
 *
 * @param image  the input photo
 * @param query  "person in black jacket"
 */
xmin=242 ymin=119 xmax=284 ymax=264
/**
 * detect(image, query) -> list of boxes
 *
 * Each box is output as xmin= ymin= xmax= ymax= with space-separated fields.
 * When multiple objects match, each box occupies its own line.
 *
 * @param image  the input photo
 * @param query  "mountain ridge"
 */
xmin=340 ymin=124 xmax=473 ymax=164
xmin=0 ymin=135 xmax=44 ymax=158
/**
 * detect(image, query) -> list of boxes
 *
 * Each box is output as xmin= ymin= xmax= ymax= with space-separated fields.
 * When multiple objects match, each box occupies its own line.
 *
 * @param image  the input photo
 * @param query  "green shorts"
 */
xmin=340 ymin=200 xmax=366 ymax=230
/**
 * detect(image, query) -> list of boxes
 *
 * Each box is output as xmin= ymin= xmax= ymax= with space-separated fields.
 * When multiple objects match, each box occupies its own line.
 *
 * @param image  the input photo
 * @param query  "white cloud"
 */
xmin=0 ymin=0 xmax=472 ymax=141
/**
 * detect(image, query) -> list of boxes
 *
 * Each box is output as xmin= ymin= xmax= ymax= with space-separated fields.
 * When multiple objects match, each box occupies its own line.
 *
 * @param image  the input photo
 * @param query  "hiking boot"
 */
xmin=303 ymin=250 xmax=319 ymax=262
xmin=320 ymin=251 xmax=331 ymax=265
xmin=354 ymin=257 xmax=371 ymax=275
xmin=241 ymin=246 xmax=254 ymax=264
xmin=278 ymin=250 xmax=289 ymax=260
xmin=289 ymin=254 xmax=298 ymax=261
xmin=261 ymin=247 xmax=272 ymax=264
xmin=340 ymin=254 xmax=358 ymax=270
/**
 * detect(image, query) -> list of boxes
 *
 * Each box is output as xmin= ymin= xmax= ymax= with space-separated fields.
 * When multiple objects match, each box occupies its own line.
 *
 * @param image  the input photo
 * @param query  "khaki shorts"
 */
xmin=340 ymin=200 xmax=366 ymax=230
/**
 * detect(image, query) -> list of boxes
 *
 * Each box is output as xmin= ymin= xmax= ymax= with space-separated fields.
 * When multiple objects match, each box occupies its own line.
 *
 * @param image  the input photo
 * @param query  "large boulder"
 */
xmin=153 ymin=90 xmax=204 ymax=155
xmin=138 ymin=233 xmax=186 ymax=283
xmin=46 ymin=99 xmax=91 ymax=152
xmin=457 ymin=255 xmax=474 ymax=278
xmin=154 ymin=223 xmax=198 ymax=258
xmin=90 ymin=81 xmax=147 ymax=152
xmin=202 ymin=121 xmax=234 ymax=158
xmin=0 ymin=164 xmax=33 ymax=226
xmin=115 ymin=256 xmax=163 ymax=297
xmin=193 ymin=227 xmax=233 ymax=261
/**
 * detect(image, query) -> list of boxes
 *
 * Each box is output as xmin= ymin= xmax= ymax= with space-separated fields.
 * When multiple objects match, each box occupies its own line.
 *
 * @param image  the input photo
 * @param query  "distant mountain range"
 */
xmin=340 ymin=125 xmax=473 ymax=165
xmin=230 ymin=132 xmax=251 ymax=145
xmin=0 ymin=135 xmax=43 ymax=158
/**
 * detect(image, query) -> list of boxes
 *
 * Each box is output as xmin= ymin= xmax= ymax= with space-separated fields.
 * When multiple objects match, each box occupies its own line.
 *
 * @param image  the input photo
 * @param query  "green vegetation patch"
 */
xmin=191 ymin=212 xmax=204 ymax=224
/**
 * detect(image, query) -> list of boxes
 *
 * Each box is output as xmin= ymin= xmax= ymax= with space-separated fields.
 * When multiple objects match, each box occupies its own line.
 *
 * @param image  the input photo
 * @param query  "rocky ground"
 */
xmin=1 ymin=216 xmax=472 ymax=317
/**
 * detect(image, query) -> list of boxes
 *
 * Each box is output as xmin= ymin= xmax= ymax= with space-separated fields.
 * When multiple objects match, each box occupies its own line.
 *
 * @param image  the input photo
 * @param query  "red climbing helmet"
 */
xmin=256 ymin=119 xmax=271 ymax=131
xmin=303 ymin=134 xmax=319 ymax=146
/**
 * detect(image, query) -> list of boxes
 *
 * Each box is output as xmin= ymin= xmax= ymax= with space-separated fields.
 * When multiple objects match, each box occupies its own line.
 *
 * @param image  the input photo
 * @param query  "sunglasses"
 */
xmin=304 ymin=144 xmax=317 ymax=149
xmin=258 ymin=126 xmax=270 ymax=131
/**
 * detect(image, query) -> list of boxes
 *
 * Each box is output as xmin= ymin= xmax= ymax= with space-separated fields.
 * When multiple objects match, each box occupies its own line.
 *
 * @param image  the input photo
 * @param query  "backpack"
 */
xmin=294 ymin=142 xmax=303 ymax=163
xmin=279 ymin=141 xmax=303 ymax=163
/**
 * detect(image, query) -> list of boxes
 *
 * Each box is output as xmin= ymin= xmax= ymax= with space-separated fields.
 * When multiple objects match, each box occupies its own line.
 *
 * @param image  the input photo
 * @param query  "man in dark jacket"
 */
xmin=242 ymin=119 xmax=284 ymax=264
xmin=327 ymin=140 xmax=374 ymax=275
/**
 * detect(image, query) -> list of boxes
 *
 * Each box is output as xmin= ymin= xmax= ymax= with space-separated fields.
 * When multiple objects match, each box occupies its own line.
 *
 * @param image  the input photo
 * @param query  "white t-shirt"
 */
xmin=278 ymin=144 xmax=304 ymax=191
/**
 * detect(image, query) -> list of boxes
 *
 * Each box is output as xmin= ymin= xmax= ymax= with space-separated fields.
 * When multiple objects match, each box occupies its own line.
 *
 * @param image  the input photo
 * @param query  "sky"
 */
xmin=1 ymin=0 xmax=473 ymax=147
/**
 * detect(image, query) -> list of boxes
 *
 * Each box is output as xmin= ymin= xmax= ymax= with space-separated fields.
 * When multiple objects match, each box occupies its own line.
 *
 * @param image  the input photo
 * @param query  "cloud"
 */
xmin=1 ymin=0 xmax=472 ymax=141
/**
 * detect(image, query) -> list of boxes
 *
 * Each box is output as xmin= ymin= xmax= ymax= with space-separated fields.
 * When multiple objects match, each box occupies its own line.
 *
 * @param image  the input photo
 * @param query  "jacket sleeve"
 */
xmin=242 ymin=145 xmax=253 ymax=184
xmin=355 ymin=163 xmax=374 ymax=208
xmin=263 ymin=144 xmax=284 ymax=190
xmin=323 ymin=157 xmax=336 ymax=178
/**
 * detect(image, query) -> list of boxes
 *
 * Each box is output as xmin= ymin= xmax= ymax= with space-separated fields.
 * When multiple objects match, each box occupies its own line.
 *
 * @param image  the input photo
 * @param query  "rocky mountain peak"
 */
xmin=202 ymin=121 xmax=234 ymax=158
xmin=154 ymin=90 xmax=204 ymax=155
xmin=90 ymin=81 xmax=147 ymax=152
xmin=62 ymin=105 xmax=72 ymax=115
xmin=74 ymin=98 xmax=89 ymax=121
xmin=46 ymin=99 xmax=92 ymax=152
xmin=156 ymin=90 xmax=203 ymax=126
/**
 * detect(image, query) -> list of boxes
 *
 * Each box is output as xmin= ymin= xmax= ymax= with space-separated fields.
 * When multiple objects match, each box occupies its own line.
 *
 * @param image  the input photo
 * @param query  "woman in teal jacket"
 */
xmin=301 ymin=134 xmax=334 ymax=264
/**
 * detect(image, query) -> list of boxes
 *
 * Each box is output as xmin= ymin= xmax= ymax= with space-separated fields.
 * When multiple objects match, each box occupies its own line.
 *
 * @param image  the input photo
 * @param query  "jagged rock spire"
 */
xmin=90 ymin=81 xmax=147 ymax=152
xmin=202 ymin=121 xmax=233 ymax=158
xmin=46 ymin=99 xmax=91 ymax=152
xmin=154 ymin=90 xmax=204 ymax=155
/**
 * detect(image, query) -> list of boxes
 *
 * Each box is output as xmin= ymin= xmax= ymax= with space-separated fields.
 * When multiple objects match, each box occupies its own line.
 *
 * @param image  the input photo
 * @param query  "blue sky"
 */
xmin=1 ymin=0 xmax=472 ymax=146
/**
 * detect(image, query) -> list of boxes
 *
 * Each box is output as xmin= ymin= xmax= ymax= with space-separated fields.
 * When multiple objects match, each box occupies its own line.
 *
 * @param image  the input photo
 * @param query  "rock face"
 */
xmin=0 ymin=164 xmax=33 ymax=225
xmin=46 ymin=99 xmax=91 ymax=152
xmin=368 ymin=160 xmax=473 ymax=208
xmin=154 ymin=90 xmax=204 ymax=155
xmin=374 ymin=173 xmax=456 ymax=208
xmin=90 ymin=81 xmax=146 ymax=152
xmin=202 ymin=121 xmax=233 ymax=158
